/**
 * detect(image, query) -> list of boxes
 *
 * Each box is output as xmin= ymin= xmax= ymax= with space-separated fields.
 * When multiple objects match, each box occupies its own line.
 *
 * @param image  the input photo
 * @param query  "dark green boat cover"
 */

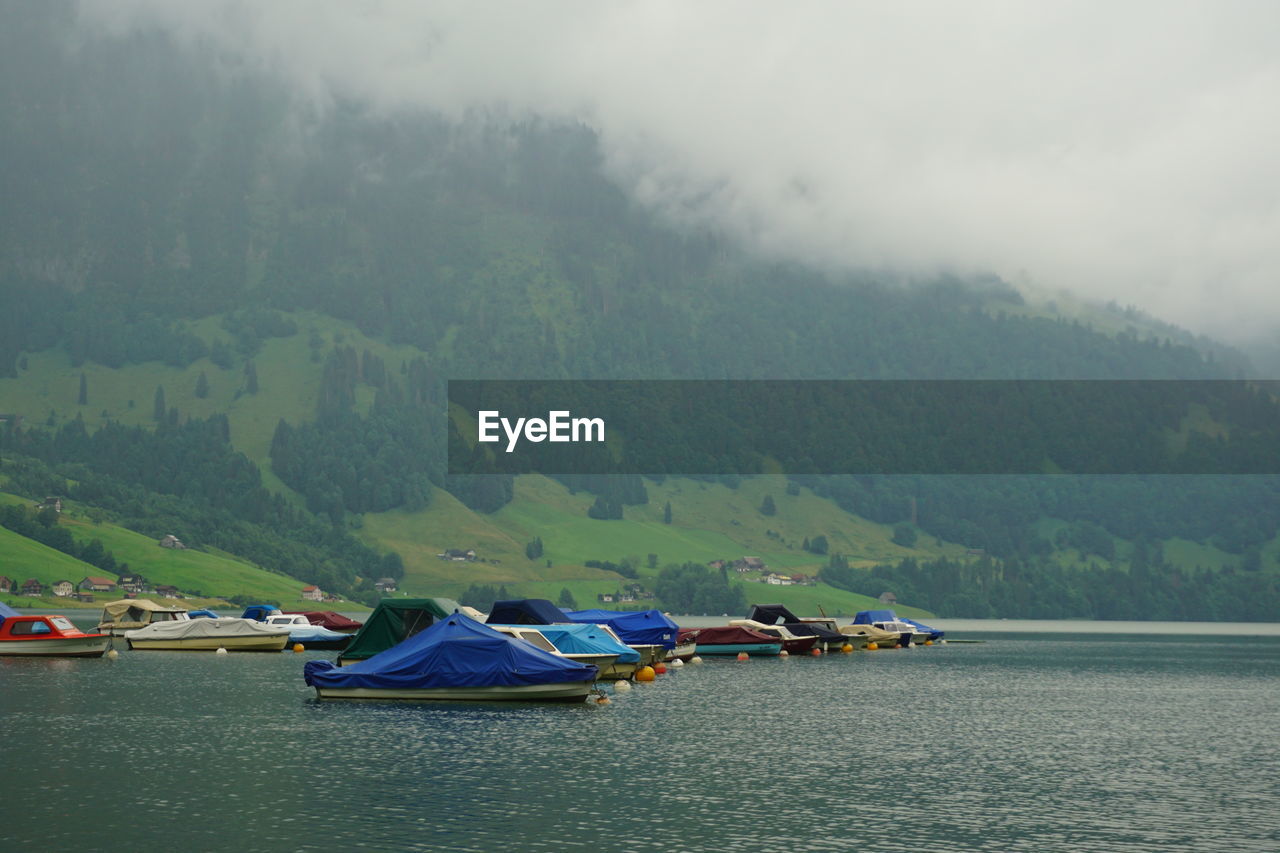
xmin=337 ymin=598 xmax=451 ymax=663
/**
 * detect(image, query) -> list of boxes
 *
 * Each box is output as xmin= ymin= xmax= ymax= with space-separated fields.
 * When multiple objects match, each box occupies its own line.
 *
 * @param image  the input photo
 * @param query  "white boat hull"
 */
xmin=313 ymin=680 xmax=595 ymax=702
xmin=127 ymin=635 xmax=288 ymax=652
xmin=0 ymin=636 xmax=112 ymax=657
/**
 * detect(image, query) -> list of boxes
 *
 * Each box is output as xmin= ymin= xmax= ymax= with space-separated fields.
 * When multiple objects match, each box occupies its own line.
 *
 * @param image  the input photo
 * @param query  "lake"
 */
xmin=1 ymin=622 xmax=1277 ymax=851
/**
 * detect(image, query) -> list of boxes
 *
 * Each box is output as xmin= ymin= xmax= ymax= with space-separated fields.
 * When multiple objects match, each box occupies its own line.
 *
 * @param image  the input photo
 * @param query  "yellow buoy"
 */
xmin=292 ymin=643 xmax=305 ymax=653
xmin=689 ymin=656 xmax=703 ymax=665
xmin=924 ymin=640 xmax=933 ymax=646
xmin=635 ymin=665 xmax=656 ymax=682
xmin=841 ymin=644 xmax=854 ymax=654
xmin=867 ymin=642 xmax=879 ymax=651
xmin=736 ymin=651 xmax=749 ymax=661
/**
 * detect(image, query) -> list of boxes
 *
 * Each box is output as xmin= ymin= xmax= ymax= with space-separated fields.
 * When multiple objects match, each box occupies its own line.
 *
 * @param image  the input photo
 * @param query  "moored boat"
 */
xmin=337 ymin=598 xmax=453 ymax=665
xmin=283 ymin=610 xmax=364 ymax=634
xmin=260 ymin=612 xmax=353 ymax=650
xmin=125 ymin=617 xmax=290 ymax=651
xmin=563 ymin=607 xmax=680 ymax=666
xmin=96 ymin=599 xmax=190 ymax=636
xmin=728 ymin=618 xmax=819 ymax=654
xmin=304 ymin=613 xmax=598 ymax=702
xmin=678 ymin=625 xmax=783 ymax=656
xmin=852 ymin=610 xmax=927 ymax=645
xmin=492 ymin=623 xmax=639 ymax=680
xmin=747 ymin=604 xmax=847 ymax=651
xmin=0 ymin=603 xmax=111 ymax=657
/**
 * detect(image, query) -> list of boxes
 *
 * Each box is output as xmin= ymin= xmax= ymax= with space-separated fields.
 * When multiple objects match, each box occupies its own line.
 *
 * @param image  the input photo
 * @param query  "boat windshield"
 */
xmin=517 ymin=631 xmax=560 ymax=653
xmin=49 ymin=616 xmax=76 ymax=631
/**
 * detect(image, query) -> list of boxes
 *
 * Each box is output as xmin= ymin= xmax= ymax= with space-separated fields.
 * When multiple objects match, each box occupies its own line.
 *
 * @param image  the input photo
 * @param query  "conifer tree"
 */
xmin=78 ymin=373 xmax=87 ymax=405
xmin=194 ymin=371 xmax=209 ymax=399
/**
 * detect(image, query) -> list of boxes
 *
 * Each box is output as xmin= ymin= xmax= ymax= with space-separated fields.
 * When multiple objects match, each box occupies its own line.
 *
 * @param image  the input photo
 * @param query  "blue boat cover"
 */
xmin=853 ymin=609 xmax=899 ymax=624
xmin=241 ymin=605 xmax=281 ymax=622
xmin=565 ymin=609 xmax=680 ymax=649
xmin=303 ymin=613 xmax=598 ymax=690
xmin=0 ymin=600 xmax=20 ymax=627
xmin=486 ymin=599 xmax=568 ymax=625
xmin=503 ymin=623 xmax=640 ymax=663
xmin=188 ymin=609 xmax=219 ymax=619
xmin=900 ymin=616 xmax=944 ymax=640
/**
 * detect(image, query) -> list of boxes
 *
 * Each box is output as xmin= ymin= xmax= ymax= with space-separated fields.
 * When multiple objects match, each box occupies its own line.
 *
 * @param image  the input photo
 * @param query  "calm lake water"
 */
xmin=2 ymin=625 xmax=1278 ymax=851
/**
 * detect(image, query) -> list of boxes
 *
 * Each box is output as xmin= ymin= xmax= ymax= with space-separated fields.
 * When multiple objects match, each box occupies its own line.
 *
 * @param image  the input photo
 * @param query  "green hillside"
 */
xmin=0 ymin=492 xmax=359 ymax=609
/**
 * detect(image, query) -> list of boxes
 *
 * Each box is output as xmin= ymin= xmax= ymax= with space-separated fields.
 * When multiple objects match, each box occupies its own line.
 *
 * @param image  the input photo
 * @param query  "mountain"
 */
xmin=1 ymin=3 xmax=1277 ymax=618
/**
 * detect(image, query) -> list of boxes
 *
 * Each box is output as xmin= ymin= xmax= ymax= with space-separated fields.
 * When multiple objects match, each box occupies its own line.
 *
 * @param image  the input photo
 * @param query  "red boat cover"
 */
xmin=286 ymin=611 xmax=363 ymax=631
xmin=680 ymin=625 xmax=778 ymax=645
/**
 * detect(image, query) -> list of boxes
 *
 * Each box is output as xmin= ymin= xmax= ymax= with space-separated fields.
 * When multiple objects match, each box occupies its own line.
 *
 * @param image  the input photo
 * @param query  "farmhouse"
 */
xmin=52 ymin=580 xmax=74 ymax=597
xmin=79 ymin=576 xmax=117 ymax=593
xmin=302 ymin=585 xmax=324 ymax=602
xmin=21 ymin=579 xmax=43 ymax=597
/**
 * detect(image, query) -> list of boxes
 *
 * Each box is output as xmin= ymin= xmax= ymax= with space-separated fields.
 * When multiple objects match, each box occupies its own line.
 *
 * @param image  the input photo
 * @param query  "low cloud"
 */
xmin=78 ymin=0 xmax=1280 ymax=342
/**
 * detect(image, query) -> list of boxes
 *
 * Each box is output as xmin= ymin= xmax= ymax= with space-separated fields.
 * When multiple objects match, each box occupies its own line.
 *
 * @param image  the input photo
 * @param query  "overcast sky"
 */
xmin=78 ymin=1 xmax=1280 ymax=343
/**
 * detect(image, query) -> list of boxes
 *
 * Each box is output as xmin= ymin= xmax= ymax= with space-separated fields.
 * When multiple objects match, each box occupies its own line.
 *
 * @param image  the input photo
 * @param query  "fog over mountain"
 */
xmin=77 ymin=0 xmax=1280 ymax=344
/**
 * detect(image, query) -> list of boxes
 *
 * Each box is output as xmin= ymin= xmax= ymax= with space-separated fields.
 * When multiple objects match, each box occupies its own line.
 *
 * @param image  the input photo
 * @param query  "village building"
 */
xmin=36 ymin=496 xmax=63 ymax=513
xmin=438 ymin=549 xmax=477 ymax=562
xmin=79 ymin=576 xmax=117 ymax=593
xmin=374 ymin=577 xmax=398 ymax=593
xmin=155 ymin=585 xmax=183 ymax=599
xmin=597 ymin=593 xmax=615 ymax=603
xmin=21 ymin=578 xmax=43 ymax=597
xmin=158 ymin=534 xmax=187 ymax=550
xmin=731 ymin=556 xmax=766 ymax=573
xmin=879 ymin=591 xmax=898 ymax=605
xmin=0 ymin=575 xmax=13 ymax=594
xmin=117 ymin=574 xmax=147 ymax=594
xmin=75 ymin=592 xmax=95 ymax=603
xmin=302 ymin=585 xmax=324 ymax=602
xmin=52 ymin=580 xmax=74 ymax=597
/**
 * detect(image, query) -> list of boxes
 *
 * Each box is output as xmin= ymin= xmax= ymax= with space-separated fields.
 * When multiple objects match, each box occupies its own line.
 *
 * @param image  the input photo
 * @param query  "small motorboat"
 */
xmin=0 ymin=603 xmax=111 ymax=657
xmin=838 ymin=622 xmax=905 ymax=649
xmin=563 ymin=607 xmax=681 ymax=665
xmin=849 ymin=610 xmax=919 ymax=646
xmin=491 ymin=623 xmax=638 ymax=680
xmin=728 ymin=618 xmax=819 ymax=654
xmin=304 ymin=613 xmax=599 ymax=702
xmin=747 ymin=604 xmax=848 ymax=651
xmin=96 ymin=599 xmax=190 ymax=636
xmin=283 ymin=610 xmax=364 ymax=634
xmin=338 ymin=598 xmax=453 ymax=665
xmin=678 ymin=625 xmax=784 ymax=656
xmin=259 ymin=612 xmax=352 ymax=650
xmin=125 ymin=617 xmax=290 ymax=651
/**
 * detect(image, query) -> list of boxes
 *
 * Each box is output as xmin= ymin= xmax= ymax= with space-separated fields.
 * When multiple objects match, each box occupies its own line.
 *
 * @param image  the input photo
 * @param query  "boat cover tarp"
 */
xmin=338 ymin=598 xmax=450 ymax=662
xmin=0 ymin=600 xmax=19 ymax=627
xmin=840 ymin=622 xmax=903 ymax=644
xmin=285 ymin=611 xmax=364 ymax=631
xmin=304 ymin=613 xmax=598 ymax=690
xmin=517 ymin=624 xmax=639 ymax=663
xmin=125 ymin=617 xmax=288 ymax=641
xmin=240 ymin=605 xmax=281 ymax=622
xmin=747 ymin=604 xmax=803 ymax=624
xmin=486 ymin=599 xmax=567 ymax=625
xmin=565 ymin=609 xmax=680 ymax=649
xmin=853 ymin=609 xmax=899 ymax=624
xmin=900 ymin=617 xmax=944 ymax=640
xmin=100 ymin=599 xmax=187 ymax=619
xmin=187 ymin=609 xmax=219 ymax=619
xmin=683 ymin=625 xmax=779 ymax=645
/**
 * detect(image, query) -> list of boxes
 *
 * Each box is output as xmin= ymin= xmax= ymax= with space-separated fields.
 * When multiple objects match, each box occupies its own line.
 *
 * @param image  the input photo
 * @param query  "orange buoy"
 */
xmin=841 ymin=644 xmax=854 ymax=654
xmin=867 ymin=642 xmax=879 ymax=651
xmin=653 ymin=662 xmax=667 ymax=675
xmin=595 ymin=695 xmax=611 ymax=705
xmin=292 ymin=643 xmax=305 ymax=653
xmin=635 ymin=665 xmax=656 ymax=682
xmin=810 ymin=647 xmax=822 ymax=656
xmin=924 ymin=639 xmax=934 ymax=645
xmin=736 ymin=651 xmax=749 ymax=661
